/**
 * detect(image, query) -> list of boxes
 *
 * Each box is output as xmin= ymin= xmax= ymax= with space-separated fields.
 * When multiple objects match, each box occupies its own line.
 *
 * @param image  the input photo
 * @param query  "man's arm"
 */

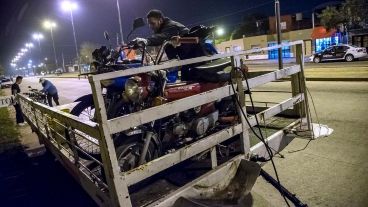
xmin=147 ymin=23 xmax=189 ymax=46
xmin=41 ymin=81 xmax=50 ymax=93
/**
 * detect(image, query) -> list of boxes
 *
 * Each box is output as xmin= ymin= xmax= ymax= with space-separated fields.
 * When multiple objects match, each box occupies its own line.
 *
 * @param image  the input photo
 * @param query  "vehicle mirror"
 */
xmin=133 ymin=18 xmax=145 ymax=30
xmin=104 ymin=31 xmax=110 ymax=41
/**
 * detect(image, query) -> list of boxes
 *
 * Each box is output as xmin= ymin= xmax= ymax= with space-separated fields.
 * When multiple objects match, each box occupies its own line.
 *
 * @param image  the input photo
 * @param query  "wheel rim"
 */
xmin=346 ymin=55 xmax=353 ymax=61
xmin=118 ymin=144 xmax=140 ymax=171
xmin=314 ymin=57 xmax=320 ymax=63
xmin=71 ymin=100 xmax=101 ymax=157
xmin=117 ymin=142 xmax=154 ymax=172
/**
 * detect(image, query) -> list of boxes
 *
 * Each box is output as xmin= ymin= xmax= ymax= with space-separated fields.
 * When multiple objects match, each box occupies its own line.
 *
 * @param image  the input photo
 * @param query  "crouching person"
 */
xmin=39 ymin=78 xmax=59 ymax=107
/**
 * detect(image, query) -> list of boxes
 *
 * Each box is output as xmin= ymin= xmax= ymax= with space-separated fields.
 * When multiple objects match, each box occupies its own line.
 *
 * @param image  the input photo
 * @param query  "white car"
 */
xmin=310 ymin=44 xmax=367 ymax=63
xmin=1 ymin=78 xmax=13 ymax=89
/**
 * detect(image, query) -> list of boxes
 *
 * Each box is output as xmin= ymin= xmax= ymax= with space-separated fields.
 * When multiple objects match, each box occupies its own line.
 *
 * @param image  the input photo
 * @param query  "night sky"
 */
xmin=0 ymin=0 xmax=341 ymax=69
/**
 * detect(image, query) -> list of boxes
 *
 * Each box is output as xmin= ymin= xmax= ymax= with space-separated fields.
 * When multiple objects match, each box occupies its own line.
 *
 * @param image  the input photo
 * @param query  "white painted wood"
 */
xmin=124 ymin=124 xmax=243 ymax=186
xmin=108 ymin=65 xmax=301 ymax=134
xmin=148 ymin=155 xmax=244 ymax=207
xmin=18 ymin=94 xmax=99 ymax=138
xmin=250 ymin=119 xmax=301 ymax=159
xmin=92 ymin=40 xmax=303 ymax=82
xmin=123 ymin=93 xmax=303 ymax=186
xmin=88 ymin=77 xmax=132 ymax=207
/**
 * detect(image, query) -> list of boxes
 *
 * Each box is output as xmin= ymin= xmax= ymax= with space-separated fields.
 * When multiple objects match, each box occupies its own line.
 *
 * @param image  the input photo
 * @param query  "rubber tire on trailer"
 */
xmin=68 ymin=94 xmax=101 ymax=160
xmin=345 ymin=54 xmax=354 ymax=62
xmin=313 ymin=56 xmax=321 ymax=63
xmin=115 ymin=134 xmax=159 ymax=172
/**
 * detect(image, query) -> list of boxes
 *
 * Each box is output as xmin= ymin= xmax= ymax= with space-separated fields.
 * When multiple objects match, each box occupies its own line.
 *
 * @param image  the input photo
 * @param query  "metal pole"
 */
xmin=62 ymin=52 xmax=65 ymax=72
xmin=116 ymin=0 xmax=124 ymax=44
xmin=70 ymin=10 xmax=80 ymax=68
xmin=50 ymin=27 xmax=59 ymax=68
xmin=37 ymin=39 xmax=41 ymax=52
xmin=312 ymin=12 xmax=315 ymax=28
xmin=275 ymin=0 xmax=283 ymax=69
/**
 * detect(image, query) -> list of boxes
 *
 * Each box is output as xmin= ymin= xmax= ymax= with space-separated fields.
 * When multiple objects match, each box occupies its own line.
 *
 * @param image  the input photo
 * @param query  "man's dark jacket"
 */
xmin=146 ymin=17 xmax=189 ymax=46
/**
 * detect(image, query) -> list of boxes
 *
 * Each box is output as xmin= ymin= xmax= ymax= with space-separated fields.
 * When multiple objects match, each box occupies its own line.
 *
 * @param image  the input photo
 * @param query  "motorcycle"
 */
xmin=70 ymin=18 xmax=244 ymax=170
xmin=23 ymin=86 xmax=48 ymax=105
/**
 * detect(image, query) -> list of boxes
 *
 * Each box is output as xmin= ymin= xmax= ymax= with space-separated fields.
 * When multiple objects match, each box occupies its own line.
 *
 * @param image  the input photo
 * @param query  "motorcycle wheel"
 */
xmin=69 ymin=94 xmax=101 ymax=160
xmin=116 ymin=134 xmax=159 ymax=172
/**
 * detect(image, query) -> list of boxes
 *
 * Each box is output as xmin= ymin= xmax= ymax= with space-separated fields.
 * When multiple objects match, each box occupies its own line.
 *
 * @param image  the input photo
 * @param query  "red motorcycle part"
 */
xmin=164 ymin=83 xmax=201 ymax=101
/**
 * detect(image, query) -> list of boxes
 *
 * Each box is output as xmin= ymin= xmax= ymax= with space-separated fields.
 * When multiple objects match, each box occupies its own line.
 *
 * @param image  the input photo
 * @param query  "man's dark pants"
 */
xmin=47 ymin=93 xmax=60 ymax=107
xmin=14 ymin=104 xmax=24 ymax=123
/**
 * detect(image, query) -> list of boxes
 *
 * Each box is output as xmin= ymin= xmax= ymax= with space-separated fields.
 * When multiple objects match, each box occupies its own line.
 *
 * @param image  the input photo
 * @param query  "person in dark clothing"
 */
xmin=39 ymin=78 xmax=59 ymax=107
xmin=145 ymin=9 xmax=189 ymax=46
xmin=11 ymin=76 xmax=25 ymax=126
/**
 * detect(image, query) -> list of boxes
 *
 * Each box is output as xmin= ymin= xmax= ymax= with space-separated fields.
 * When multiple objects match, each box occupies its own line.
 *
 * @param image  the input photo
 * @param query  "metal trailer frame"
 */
xmin=18 ymin=40 xmax=310 ymax=207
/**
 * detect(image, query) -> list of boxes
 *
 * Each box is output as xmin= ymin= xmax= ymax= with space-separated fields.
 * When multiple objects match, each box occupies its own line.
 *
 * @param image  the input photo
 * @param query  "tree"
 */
xmin=318 ymin=0 xmax=368 ymax=30
xmin=231 ymin=13 xmax=268 ymax=39
xmin=318 ymin=6 xmax=345 ymax=30
xmin=79 ymin=42 xmax=98 ymax=64
xmin=342 ymin=0 xmax=368 ymax=28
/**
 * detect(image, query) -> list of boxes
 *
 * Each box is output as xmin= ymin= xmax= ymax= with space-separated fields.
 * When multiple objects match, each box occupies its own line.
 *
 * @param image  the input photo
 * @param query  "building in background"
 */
xmin=216 ymin=13 xmax=350 ymax=59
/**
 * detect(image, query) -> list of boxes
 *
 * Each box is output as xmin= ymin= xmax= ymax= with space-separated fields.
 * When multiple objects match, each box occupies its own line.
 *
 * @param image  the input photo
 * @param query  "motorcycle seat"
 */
xmin=194 ymin=58 xmax=231 ymax=72
xmin=189 ymin=58 xmax=232 ymax=83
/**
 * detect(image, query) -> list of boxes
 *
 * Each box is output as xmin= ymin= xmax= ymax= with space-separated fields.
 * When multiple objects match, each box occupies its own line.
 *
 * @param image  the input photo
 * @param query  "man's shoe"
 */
xmin=17 ymin=123 xmax=26 ymax=126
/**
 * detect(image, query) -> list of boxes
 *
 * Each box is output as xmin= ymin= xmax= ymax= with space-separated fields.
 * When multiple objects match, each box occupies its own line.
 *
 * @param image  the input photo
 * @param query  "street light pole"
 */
xmin=44 ymin=21 xmax=59 ymax=68
xmin=116 ymin=0 xmax=124 ymax=44
xmin=275 ymin=0 xmax=283 ymax=69
xmin=69 ymin=10 xmax=79 ymax=64
xmin=50 ymin=27 xmax=58 ymax=67
xmin=61 ymin=1 xmax=79 ymax=70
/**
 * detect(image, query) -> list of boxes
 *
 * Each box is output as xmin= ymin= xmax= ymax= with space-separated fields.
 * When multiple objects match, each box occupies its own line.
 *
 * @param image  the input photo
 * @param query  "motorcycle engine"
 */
xmin=171 ymin=110 xmax=219 ymax=138
xmin=192 ymin=110 xmax=218 ymax=136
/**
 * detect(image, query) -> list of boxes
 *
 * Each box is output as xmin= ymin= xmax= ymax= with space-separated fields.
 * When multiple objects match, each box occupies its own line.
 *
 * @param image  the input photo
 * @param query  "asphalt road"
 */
xmin=20 ymin=77 xmax=91 ymax=104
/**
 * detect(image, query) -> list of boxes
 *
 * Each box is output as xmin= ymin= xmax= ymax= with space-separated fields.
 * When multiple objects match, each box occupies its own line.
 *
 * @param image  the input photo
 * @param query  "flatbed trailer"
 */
xmin=17 ymin=41 xmax=327 ymax=207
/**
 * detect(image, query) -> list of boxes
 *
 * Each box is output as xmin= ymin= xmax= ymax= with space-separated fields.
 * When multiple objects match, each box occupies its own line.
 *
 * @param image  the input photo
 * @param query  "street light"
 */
xmin=216 ymin=28 xmax=225 ymax=36
xmin=61 ymin=1 xmax=79 ymax=65
xmin=212 ymin=27 xmax=224 ymax=46
xmin=25 ymin=43 xmax=34 ymax=48
xmin=32 ymin=33 xmax=44 ymax=50
xmin=44 ymin=20 xmax=59 ymax=67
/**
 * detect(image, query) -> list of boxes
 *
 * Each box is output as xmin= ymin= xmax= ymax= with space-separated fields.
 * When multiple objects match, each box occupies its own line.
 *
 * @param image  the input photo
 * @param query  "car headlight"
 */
xmin=125 ymin=76 xmax=144 ymax=103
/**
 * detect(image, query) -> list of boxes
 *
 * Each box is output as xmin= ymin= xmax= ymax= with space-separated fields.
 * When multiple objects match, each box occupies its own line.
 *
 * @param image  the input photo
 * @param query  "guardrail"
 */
xmin=19 ymin=40 xmax=310 ymax=207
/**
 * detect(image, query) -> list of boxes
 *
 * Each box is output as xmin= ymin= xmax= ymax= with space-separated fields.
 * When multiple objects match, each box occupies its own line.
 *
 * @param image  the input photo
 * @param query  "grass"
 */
xmin=0 ymin=89 xmax=21 ymax=153
xmin=304 ymin=63 xmax=368 ymax=78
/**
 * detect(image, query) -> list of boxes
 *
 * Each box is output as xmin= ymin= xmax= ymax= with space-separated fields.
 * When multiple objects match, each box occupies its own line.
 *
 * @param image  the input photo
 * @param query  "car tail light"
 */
xmin=357 ymin=49 xmax=363 ymax=52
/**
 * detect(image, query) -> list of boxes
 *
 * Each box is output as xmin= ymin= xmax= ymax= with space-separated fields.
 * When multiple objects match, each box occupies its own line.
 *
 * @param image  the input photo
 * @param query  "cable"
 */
xmin=229 ymin=67 xmax=291 ymax=207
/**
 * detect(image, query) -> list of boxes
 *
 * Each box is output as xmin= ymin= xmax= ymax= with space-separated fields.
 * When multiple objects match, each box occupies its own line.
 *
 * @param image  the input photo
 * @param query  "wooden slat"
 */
xmin=108 ymin=65 xmax=301 ymax=135
xmin=92 ymin=40 xmax=304 ymax=81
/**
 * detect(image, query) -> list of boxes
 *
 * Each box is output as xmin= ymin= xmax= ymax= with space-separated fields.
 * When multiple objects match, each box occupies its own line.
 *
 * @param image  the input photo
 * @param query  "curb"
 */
xmin=305 ymin=77 xmax=368 ymax=82
xmin=42 ymin=75 xmax=368 ymax=82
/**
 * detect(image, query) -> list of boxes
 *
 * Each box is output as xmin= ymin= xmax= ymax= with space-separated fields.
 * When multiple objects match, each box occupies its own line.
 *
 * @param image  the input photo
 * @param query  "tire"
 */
xmin=116 ymin=134 xmax=159 ymax=172
xmin=106 ymin=99 xmax=130 ymax=120
xmin=345 ymin=54 xmax=354 ymax=62
xmin=69 ymin=94 xmax=101 ymax=160
xmin=313 ymin=56 xmax=321 ymax=63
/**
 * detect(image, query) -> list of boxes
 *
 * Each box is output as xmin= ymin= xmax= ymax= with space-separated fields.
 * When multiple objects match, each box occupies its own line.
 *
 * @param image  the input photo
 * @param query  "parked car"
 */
xmin=55 ymin=68 xmax=63 ymax=76
xmin=1 ymin=77 xmax=13 ymax=89
xmin=310 ymin=44 xmax=367 ymax=63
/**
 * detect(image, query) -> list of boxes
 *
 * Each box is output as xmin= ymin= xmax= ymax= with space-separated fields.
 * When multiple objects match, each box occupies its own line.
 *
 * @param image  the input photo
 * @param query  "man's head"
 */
xmin=146 ymin=9 xmax=164 ymax=33
xmin=15 ymin=76 xmax=23 ymax=84
xmin=39 ymin=78 xmax=45 ymax=84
